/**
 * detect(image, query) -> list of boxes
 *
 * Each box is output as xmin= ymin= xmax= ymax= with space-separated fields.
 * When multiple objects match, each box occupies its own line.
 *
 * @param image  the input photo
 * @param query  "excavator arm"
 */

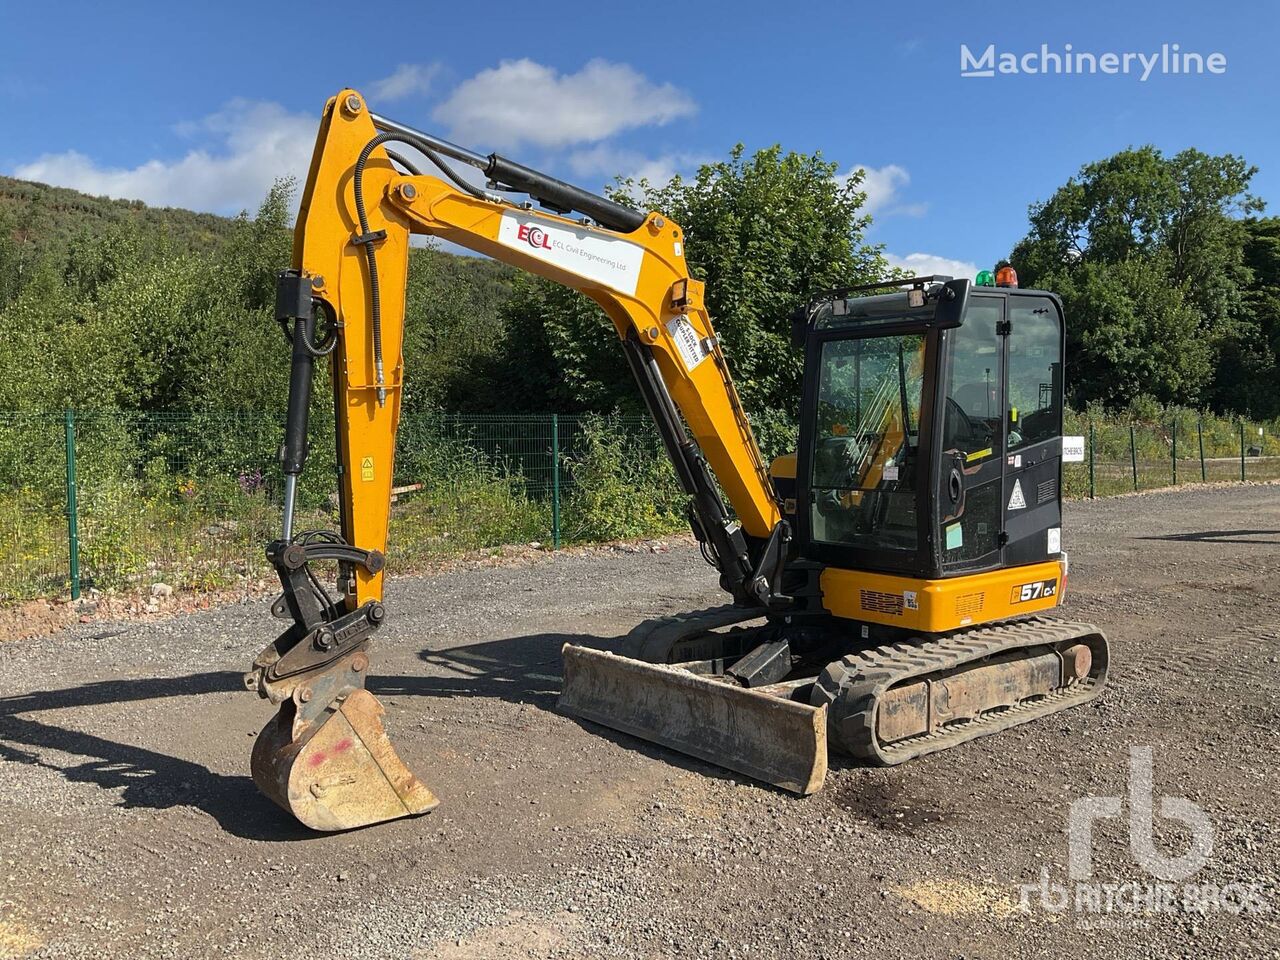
xmin=244 ymin=89 xmax=795 ymax=830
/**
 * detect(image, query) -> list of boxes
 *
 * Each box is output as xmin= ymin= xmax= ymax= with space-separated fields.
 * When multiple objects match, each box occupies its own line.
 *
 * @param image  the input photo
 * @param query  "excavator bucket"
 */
xmin=250 ymin=688 xmax=438 ymax=832
xmin=559 ymin=644 xmax=827 ymax=795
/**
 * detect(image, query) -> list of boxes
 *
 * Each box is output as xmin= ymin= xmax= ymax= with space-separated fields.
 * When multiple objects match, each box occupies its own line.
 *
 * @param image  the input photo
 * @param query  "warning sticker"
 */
xmin=1008 ymin=478 xmax=1027 ymax=510
xmin=1048 ymin=527 xmax=1061 ymax=553
xmin=360 ymin=456 xmax=374 ymax=482
xmin=666 ymin=316 xmax=710 ymax=371
xmin=903 ymin=590 xmax=919 ymax=610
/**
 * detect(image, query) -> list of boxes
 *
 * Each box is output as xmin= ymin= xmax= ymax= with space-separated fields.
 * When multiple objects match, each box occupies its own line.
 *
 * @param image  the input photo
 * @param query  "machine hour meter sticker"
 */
xmin=666 ymin=316 xmax=710 ymax=371
xmin=1062 ymin=436 xmax=1086 ymax=462
xmin=498 ymin=211 xmax=644 ymax=296
xmin=1010 ymin=578 xmax=1058 ymax=603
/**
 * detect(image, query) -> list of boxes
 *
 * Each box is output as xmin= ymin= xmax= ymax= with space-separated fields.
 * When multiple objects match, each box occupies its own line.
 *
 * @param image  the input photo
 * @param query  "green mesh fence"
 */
xmin=2 ymin=409 xmax=1278 ymax=603
xmin=0 ymin=410 xmax=676 ymax=602
xmin=1062 ymin=417 xmax=1280 ymax=499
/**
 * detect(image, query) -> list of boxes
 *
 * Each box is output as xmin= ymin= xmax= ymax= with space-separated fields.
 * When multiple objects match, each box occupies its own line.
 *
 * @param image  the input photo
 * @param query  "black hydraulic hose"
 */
xmin=352 ymin=133 xmax=396 ymax=406
xmin=352 ymin=132 xmax=490 ymax=405
xmin=384 ymin=148 xmax=423 ymax=177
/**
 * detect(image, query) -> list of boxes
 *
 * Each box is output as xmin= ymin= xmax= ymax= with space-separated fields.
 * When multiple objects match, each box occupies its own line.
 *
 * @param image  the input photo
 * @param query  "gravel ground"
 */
xmin=0 ymin=483 xmax=1278 ymax=959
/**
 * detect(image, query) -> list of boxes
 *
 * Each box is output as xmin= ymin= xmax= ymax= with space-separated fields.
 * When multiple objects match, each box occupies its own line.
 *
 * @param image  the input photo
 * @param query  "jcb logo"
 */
xmin=1011 ymin=578 xmax=1057 ymax=603
xmin=516 ymin=223 xmax=552 ymax=249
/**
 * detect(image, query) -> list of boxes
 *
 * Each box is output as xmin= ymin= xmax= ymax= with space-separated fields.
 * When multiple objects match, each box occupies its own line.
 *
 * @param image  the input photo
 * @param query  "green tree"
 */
xmin=1010 ymin=146 xmax=1262 ymax=409
xmin=482 ymin=145 xmax=888 ymax=451
xmin=1214 ymin=217 xmax=1280 ymax=417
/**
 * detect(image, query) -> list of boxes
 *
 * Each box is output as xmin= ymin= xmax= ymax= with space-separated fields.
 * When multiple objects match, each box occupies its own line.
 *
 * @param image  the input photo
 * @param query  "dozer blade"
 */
xmin=251 ymin=688 xmax=439 ymax=832
xmin=559 ymin=644 xmax=827 ymax=795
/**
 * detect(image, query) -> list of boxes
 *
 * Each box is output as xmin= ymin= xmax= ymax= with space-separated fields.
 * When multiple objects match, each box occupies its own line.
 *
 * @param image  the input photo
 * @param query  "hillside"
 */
xmin=0 ymin=173 xmax=515 ymax=288
xmin=0 ymin=175 xmax=237 ymax=259
xmin=0 ymin=174 xmax=516 ymax=414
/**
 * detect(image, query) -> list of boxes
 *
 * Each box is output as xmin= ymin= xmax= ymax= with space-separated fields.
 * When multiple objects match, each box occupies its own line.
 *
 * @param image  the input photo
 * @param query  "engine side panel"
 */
xmin=819 ymin=560 xmax=1065 ymax=632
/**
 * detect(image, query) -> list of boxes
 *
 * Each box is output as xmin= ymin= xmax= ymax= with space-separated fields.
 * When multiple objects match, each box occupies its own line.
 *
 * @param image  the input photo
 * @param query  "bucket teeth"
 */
xmin=251 ymin=688 xmax=438 ymax=831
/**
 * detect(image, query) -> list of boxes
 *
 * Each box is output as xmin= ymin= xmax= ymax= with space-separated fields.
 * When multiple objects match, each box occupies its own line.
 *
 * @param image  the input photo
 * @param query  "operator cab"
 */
xmin=790 ymin=275 xmax=1065 ymax=580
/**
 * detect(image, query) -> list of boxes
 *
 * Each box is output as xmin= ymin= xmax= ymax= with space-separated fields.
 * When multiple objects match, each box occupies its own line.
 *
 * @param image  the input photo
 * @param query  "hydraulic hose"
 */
xmin=351 ymin=132 xmax=488 ymax=406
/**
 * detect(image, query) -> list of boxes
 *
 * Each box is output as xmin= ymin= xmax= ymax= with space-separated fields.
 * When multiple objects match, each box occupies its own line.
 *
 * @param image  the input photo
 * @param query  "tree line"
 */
xmin=0 ymin=140 xmax=1275 ymax=441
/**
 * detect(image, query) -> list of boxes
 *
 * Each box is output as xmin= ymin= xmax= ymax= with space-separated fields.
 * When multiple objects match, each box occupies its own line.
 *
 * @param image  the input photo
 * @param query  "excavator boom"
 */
xmin=246 ymin=89 xmax=799 ymax=829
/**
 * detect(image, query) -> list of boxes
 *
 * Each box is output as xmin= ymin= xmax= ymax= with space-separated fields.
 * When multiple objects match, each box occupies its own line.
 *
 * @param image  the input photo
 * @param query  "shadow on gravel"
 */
xmin=403 ymin=629 xmax=599 ymax=709
xmin=0 ymin=671 xmax=311 ymax=842
xmin=0 ymin=627 xmax=784 ymax=836
xmin=411 ymin=630 xmax=800 ymax=793
xmin=1138 ymin=528 xmax=1280 ymax=544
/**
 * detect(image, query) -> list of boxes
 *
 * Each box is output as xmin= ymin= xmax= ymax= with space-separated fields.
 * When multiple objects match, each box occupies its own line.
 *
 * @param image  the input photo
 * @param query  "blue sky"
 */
xmin=4 ymin=0 xmax=1276 ymax=277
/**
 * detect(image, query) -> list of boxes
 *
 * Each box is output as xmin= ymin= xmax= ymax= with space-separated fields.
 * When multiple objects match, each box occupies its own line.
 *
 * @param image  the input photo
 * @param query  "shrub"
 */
xmin=562 ymin=416 xmax=686 ymax=542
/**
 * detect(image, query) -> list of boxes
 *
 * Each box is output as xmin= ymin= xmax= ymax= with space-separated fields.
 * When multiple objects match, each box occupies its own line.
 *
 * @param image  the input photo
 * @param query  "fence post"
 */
xmin=1088 ymin=422 xmax=1095 ymax=499
xmin=64 ymin=409 xmax=80 ymax=600
xmin=1171 ymin=419 xmax=1177 ymax=486
xmin=1129 ymin=425 xmax=1138 ymax=491
xmin=1197 ymin=416 xmax=1206 ymax=482
xmin=551 ymin=413 xmax=560 ymax=550
xmin=1240 ymin=420 xmax=1246 ymax=481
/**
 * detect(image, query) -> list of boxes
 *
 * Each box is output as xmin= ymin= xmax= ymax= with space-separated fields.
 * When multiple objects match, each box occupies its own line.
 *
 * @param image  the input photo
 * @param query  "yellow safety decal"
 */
xmin=965 ymin=447 xmax=992 ymax=462
xmin=360 ymin=456 xmax=374 ymax=482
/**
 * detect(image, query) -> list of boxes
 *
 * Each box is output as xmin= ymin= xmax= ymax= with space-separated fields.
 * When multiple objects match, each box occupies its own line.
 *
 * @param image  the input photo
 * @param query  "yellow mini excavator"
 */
xmin=244 ymin=89 xmax=1108 ymax=830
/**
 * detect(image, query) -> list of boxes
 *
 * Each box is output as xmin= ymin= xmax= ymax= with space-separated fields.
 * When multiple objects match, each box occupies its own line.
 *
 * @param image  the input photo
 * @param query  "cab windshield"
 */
xmin=810 ymin=333 xmax=925 ymax=553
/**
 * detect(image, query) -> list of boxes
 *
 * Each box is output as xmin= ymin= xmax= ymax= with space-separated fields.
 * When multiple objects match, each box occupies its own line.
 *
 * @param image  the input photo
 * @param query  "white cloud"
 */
xmin=12 ymin=99 xmax=315 ymax=215
xmin=885 ymin=252 xmax=981 ymax=280
xmin=433 ymin=58 xmax=696 ymax=150
xmin=370 ymin=63 xmax=440 ymax=102
xmin=567 ymin=144 xmax=708 ymax=190
xmin=7 ymin=57 xmax=696 ymax=220
xmin=838 ymin=163 xmax=913 ymax=216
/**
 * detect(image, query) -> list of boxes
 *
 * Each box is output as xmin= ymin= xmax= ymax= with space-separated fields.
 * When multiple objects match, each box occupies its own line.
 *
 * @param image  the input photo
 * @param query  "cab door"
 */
xmin=1000 ymin=295 xmax=1065 ymax=566
xmin=936 ymin=295 xmax=1006 ymax=575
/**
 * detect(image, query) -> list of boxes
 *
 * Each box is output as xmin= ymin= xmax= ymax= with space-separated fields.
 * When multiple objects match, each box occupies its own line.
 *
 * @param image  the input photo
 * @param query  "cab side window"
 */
xmin=942 ymin=298 xmax=1002 ymax=460
xmin=1006 ymin=298 xmax=1062 ymax=450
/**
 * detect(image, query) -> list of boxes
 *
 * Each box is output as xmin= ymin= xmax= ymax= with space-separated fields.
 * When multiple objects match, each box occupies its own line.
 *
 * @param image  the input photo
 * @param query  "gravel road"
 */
xmin=0 ymin=483 xmax=1277 ymax=959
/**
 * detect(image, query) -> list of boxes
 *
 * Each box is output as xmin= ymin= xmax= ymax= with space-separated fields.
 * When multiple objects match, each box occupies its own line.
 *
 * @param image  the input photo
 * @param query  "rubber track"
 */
xmin=815 ymin=616 xmax=1109 ymax=766
xmin=622 ymin=604 xmax=765 ymax=663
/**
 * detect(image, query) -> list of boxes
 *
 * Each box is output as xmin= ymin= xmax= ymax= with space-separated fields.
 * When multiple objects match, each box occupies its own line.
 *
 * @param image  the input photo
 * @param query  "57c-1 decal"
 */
xmin=1010 ymin=578 xmax=1058 ymax=604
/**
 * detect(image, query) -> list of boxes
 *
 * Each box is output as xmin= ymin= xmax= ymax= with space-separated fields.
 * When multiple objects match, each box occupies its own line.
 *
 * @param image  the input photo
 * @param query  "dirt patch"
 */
xmin=828 ymin=776 xmax=958 ymax=835
xmin=417 ymin=910 xmax=583 ymax=960
xmin=889 ymin=879 xmax=1021 ymax=918
xmin=0 ymin=913 xmax=41 ymax=959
